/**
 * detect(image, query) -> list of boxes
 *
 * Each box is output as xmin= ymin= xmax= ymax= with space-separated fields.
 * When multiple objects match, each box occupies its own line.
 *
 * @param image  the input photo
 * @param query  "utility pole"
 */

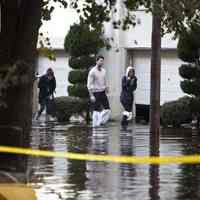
xmin=150 ymin=2 xmax=161 ymax=136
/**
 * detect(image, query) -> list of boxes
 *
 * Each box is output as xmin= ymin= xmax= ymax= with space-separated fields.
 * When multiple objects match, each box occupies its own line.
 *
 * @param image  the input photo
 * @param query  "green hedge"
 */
xmin=64 ymin=23 xmax=105 ymax=57
xmin=69 ymin=56 xmax=96 ymax=70
xmin=64 ymin=22 xmax=108 ymax=117
xmin=180 ymin=80 xmax=200 ymax=96
xmin=68 ymin=84 xmax=89 ymax=98
xmin=55 ymin=96 xmax=87 ymax=122
xmin=177 ymin=31 xmax=198 ymax=63
xmin=190 ymin=97 xmax=200 ymax=114
xmin=179 ymin=64 xmax=200 ymax=79
xmin=68 ymin=70 xmax=88 ymax=84
xmin=161 ymin=96 xmax=192 ymax=127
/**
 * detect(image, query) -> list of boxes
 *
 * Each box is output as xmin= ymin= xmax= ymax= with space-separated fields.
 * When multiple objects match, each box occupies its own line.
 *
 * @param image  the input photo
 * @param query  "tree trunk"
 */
xmin=149 ymin=115 xmax=160 ymax=199
xmin=0 ymin=0 xmax=42 ymax=171
xmin=150 ymin=5 xmax=161 ymax=136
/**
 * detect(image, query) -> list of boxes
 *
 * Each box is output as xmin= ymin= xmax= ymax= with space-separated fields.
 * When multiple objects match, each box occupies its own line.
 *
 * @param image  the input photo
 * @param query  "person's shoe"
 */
xmin=100 ymin=109 xmax=111 ymax=125
xmin=127 ymin=112 xmax=133 ymax=121
xmin=123 ymin=111 xmax=129 ymax=117
xmin=92 ymin=111 xmax=101 ymax=127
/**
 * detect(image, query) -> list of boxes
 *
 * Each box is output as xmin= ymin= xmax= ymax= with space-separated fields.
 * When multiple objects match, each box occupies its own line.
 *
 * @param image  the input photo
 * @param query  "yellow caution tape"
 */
xmin=0 ymin=146 xmax=200 ymax=164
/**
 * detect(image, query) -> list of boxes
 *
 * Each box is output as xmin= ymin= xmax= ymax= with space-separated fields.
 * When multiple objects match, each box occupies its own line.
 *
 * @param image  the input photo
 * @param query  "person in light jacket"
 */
xmin=120 ymin=66 xmax=137 ymax=127
xmin=87 ymin=56 xmax=111 ymax=127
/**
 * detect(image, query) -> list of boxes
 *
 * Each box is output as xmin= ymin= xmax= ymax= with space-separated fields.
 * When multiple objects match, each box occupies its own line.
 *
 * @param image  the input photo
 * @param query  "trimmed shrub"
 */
xmin=177 ymin=32 xmax=197 ymax=63
xmin=68 ymin=84 xmax=89 ymax=98
xmin=55 ymin=96 xmax=87 ymax=122
xmin=179 ymin=64 xmax=200 ymax=79
xmin=178 ymin=23 xmax=200 ymax=127
xmin=181 ymin=80 xmax=200 ymax=96
xmin=190 ymin=97 xmax=200 ymax=114
xmin=69 ymin=56 xmax=96 ymax=70
xmin=64 ymin=23 xmax=106 ymax=57
xmin=68 ymin=70 xmax=88 ymax=84
xmin=64 ymin=22 xmax=108 ymax=121
xmin=161 ymin=96 xmax=192 ymax=127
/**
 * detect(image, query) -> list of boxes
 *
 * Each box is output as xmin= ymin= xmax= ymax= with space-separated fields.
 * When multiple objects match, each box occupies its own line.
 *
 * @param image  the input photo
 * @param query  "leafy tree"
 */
xmin=37 ymin=0 xmax=200 ymax=134
xmin=64 ymin=22 xmax=108 ymax=121
xmin=178 ymin=23 xmax=200 ymax=127
xmin=71 ymin=0 xmax=200 ymax=135
xmin=2 ymin=0 xmax=200 ymax=142
xmin=0 ymin=0 xmax=69 ymax=157
xmin=0 ymin=1 xmax=43 ymax=154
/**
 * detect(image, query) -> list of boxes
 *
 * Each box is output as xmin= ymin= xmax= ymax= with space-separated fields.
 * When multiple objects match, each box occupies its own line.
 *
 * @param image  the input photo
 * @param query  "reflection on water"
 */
xmin=23 ymin=122 xmax=200 ymax=200
xmin=176 ymin=130 xmax=200 ymax=200
xmin=86 ymin=127 xmax=110 ymax=199
xmin=149 ymin=131 xmax=160 ymax=200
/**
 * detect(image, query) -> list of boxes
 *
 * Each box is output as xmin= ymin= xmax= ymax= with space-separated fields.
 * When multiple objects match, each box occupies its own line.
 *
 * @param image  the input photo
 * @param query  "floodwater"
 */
xmin=15 ymin=121 xmax=200 ymax=199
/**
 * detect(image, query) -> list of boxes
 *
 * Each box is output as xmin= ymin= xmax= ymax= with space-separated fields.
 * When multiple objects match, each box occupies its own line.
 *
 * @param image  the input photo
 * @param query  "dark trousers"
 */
xmin=121 ymin=100 xmax=133 ymax=112
xmin=37 ymin=98 xmax=49 ymax=118
xmin=92 ymin=91 xmax=110 ymax=111
xmin=120 ymin=99 xmax=133 ymax=127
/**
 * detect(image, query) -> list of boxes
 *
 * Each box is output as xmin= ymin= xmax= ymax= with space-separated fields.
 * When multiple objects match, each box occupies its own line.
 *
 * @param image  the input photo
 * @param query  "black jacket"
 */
xmin=120 ymin=76 xmax=137 ymax=104
xmin=38 ymin=74 xmax=56 ymax=102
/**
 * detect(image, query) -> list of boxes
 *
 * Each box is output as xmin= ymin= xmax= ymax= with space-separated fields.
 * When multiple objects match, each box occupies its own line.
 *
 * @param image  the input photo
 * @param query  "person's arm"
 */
xmin=48 ymin=78 xmax=56 ymax=97
xmin=87 ymin=70 xmax=95 ymax=101
xmin=122 ymin=76 xmax=129 ymax=90
xmin=104 ymin=69 xmax=109 ymax=93
xmin=38 ymin=76 xmax=43 ymax=89
xmin=130 ymin=76 xmax=137 ymax=91
xmin=52 ymin=77 xmax=56 ymax=93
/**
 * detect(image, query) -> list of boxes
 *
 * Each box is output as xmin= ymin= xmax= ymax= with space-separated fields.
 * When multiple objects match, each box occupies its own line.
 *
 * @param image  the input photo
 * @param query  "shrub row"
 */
xmin=68 ymin=84 xmax=89 ymax=98
xmin=179 ymin=64 xmax=200 ymax=79
xmin=69 ymin=56 xmax=96 ymax=70
xmin=68 ymin=70 xmax=88 ymax=84
xmin=54 ymin=96 xmax=87 ymax=122
xmin=64 ymin=23 xmax=105 ymax=57
xmin=180 ymin=80 xmax=200 ymax=96
xmin=161 ymin=96 xmax=192 ymax=127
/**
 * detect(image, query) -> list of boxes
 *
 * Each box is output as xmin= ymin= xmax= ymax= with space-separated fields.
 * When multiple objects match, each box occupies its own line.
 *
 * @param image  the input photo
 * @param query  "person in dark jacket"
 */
xmin=120 ymin=66 xmax=137 ymax=128
xmin=36 ymin=68 xmax=56 ymax=120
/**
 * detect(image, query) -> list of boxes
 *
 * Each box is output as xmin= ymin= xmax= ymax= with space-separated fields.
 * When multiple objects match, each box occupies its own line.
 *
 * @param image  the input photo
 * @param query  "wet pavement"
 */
xmin=4 ymin=120 xmax=200 ymax=199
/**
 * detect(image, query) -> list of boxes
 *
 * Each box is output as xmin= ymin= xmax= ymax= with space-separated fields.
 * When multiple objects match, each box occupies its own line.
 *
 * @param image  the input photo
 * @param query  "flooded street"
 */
xmin=24 ymin=121 xmax=200 ymax=200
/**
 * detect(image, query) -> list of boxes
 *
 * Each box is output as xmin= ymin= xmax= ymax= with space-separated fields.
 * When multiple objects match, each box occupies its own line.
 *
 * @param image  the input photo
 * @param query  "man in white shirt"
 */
xmin=87 ymin=56 xmax=111 ymax=127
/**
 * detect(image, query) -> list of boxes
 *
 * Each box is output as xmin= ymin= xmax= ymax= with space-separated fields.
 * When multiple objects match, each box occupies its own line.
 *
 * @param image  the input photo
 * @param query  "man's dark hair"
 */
xmin=96 ymin=55 xmax=104 ymax=61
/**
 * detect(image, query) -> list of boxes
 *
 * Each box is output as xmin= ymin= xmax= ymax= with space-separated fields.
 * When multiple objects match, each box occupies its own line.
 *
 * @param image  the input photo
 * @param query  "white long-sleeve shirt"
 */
xmin=87 ymin=66 xmax=107 ymax=93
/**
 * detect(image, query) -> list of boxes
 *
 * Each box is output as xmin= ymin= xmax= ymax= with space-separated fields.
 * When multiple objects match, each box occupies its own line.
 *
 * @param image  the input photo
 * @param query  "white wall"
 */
xmin=160 ymin=51 xmax=185 ymax=104
xmin=120 ymin=10 xmax=178 ymax=49
xmin=37 ymin=51 xmax=70 ymax=97
xmin=102 ymin=10 xmax=184 ymax=118
xmin=36 ymin=7 xmax=185 ymax=119
xmin=103 ymin=47 xmax=185 ymax=117
xmin=133 ymin=50 xmax=184 ymax=105
xmin=101 ymin=48 xmax=127 ymax=119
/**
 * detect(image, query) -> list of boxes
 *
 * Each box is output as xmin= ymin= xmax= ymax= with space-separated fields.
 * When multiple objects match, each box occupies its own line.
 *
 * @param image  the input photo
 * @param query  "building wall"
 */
xmin=132 ymin=49 xmax=184 ymax=105
xmin=33 ymin=50 xmax=70 ymax=115
xmin=36 ymin=9 xmax=185 ymax=119
xmin=37 ymin=50 xmax=70 ymax=97
xmin=102 ymin=9 xmax=185 ymax=118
